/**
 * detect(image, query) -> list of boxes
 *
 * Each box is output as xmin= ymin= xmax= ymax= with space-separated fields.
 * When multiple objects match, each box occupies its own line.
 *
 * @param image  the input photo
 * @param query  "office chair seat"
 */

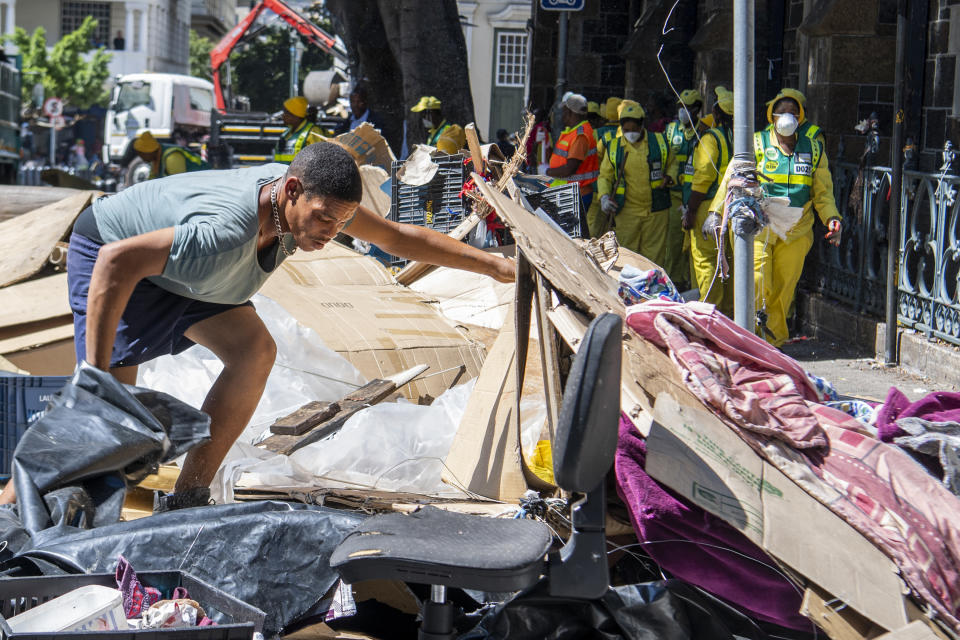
xmin=331 ymin=506 xmax=553 ymax=593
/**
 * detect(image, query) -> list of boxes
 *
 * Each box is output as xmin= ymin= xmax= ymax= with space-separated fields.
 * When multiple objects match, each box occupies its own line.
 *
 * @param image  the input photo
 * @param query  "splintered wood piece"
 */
xmin=269 ymin=401 xmax=340 ymax=436
xmin=259 ymin=379 xmax=397 ymax=455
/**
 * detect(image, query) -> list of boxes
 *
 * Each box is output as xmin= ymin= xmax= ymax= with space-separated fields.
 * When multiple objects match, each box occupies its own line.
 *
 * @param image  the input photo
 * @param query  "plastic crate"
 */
xmin=0 ymin=376 xmax=70 ymax=479
xmin=522 ymin=183 xmax=584 ymax=238
xmin=387 ymin=153 xmax=467 ymax=268
xmin=0 ymin=571 xmax=265 ymax=640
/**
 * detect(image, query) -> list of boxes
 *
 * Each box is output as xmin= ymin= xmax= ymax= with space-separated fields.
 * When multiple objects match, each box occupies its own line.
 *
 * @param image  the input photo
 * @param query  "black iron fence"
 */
xmin=804 ymin=161 xmax=960 ymax=346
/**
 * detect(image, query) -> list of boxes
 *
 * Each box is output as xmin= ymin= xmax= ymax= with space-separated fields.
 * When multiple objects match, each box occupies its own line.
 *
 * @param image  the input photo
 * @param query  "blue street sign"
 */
xmin=540 ymin=0 xmax=585 ymax=10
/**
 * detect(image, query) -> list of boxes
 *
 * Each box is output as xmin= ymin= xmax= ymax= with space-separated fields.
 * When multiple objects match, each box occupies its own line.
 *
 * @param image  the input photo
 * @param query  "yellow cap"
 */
xmin=715 ymin=86 xmax=734 ymax=116
xmin=132 ymin=131 xmax=160 ymax=154
xmin=618 ymin=100 xmax=645 ymax=120
xmin=700 ymin=113 xmax=715 ymax=129
xmin=587 ymin=101 xmax=601 ymax=116
xmin=677 ymin=89 xmax=703 ymax=106
xmin=604 ymin=97 xmax=622 ymax=122
xmin=283 ymin=96 xmax=308 ymax=118
xmin=410 ymin=96 xmax=442 ymax=112
xmin=766 ymin=89 xmax=807 ymax=124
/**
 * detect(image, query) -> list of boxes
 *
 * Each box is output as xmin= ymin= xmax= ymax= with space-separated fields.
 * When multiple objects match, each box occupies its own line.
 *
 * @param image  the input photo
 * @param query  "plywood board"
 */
xmin=646 ymin=392 xmax=909 ymax=632
xmin=0 ymin=191 xmax=97 ymax=287
xmin=473 ymin=176 xmax=621 ymax=317
xmin=0 ymin=185 xmax=82 ymax=220
xmin=0 ymin=273 xmax=70 ymax=329
xmin=0 ymin=323 xmax=74 ymax=354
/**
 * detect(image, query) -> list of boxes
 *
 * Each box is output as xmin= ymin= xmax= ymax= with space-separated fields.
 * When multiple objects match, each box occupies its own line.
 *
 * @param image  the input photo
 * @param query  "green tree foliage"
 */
xmin=230 ymin=9 xmax=333 ymax=112
xmin=189 ymin=30 xmax=215 ymax=81
xmin=9 ymin=16 xmax=112 ymax=109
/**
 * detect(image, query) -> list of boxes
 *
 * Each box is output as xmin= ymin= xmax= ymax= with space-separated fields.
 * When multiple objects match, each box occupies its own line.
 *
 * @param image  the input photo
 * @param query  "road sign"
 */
xmin=42 ymin=97 xmax=63 ymax=118
xmin=540 ymin=0 xmax=584 ymax=10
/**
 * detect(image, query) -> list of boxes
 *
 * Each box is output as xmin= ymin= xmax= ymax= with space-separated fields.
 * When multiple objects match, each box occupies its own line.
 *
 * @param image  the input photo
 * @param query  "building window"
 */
xmin=495 ymin=30 xmax=527 ymax=88
xmin=61 ymin=1 xmax=111 ymax=47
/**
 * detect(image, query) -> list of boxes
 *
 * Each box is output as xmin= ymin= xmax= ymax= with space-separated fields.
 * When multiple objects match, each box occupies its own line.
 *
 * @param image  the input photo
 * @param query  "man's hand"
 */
xmin=663 ymin=175 xmax=675 ymax=188
xmin=488 ymin=256 xmax=516 ymax=283
xmin=600 ymin=194 xmax=618 ymax=216
xmin=825 ymin=218 xmax=842 ymax=246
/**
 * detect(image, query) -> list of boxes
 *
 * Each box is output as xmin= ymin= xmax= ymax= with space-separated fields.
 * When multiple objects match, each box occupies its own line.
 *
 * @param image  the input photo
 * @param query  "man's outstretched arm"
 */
xmin=347 ymin=205 xmax=515 ymax=283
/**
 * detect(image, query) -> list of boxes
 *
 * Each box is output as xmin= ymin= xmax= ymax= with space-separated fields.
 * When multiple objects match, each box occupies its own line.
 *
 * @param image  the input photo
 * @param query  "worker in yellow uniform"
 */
xmin=681 ymin=86 xmax=734 ymax=315
xmin=711 ymin=90 xmax=841 ymax=346
xmin=585 ymin=97 xmax=622 ymax=236
xmin=596 ymin=100 xmax=672 ymax=264
xmin=133 ymin=132 xmax=210 ymax=179
xmin=764 ymin=87 xmax=824 ymax=146
xmin=663 ymin=89 xmax=703 ymax=287
xmin=274 ymin=96 xmax=325 ymax=164
xmin=546 ymin=92 xmax=599 ymax=213
xmin=410 ymin=96 xmax=466 ymax=155
xmin=587 ymin=101 xmax=605 ymax=132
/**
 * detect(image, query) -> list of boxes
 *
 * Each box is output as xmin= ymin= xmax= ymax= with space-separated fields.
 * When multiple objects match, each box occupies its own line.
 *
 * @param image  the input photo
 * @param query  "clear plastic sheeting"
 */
xmin=221 ymin=382 xmax=549 ymax=500
xmin=138 ymin=294 xmax=368 ymax=445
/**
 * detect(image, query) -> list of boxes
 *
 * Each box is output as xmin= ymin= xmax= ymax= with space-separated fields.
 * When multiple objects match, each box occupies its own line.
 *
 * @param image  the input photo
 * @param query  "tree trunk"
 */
xmin=328 ymin=0 xmax=476 ymax=154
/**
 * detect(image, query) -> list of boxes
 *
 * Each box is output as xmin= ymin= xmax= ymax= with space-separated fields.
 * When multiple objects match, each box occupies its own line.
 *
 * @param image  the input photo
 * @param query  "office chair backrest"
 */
xmin=552 ymin=313 xmax=623 ymax=493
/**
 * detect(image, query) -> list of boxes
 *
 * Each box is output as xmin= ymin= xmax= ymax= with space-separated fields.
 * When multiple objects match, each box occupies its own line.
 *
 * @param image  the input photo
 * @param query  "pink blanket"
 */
xmin=626 ymin=300 xmax=960 ymax=631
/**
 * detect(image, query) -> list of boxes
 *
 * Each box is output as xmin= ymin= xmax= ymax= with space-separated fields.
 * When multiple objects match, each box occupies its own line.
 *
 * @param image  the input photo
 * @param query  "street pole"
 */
xmin=553 ymin=11 xmax=568 ymax=134
xmin=289 ymin=32 xmax=300 ymax=99
xmin=732 ymin=0 xmax=755 ymax=331
xmin=886 ymin=0 xmax=908 ymax=364
xmin=48 ymin=121 xmax=55 ymax=165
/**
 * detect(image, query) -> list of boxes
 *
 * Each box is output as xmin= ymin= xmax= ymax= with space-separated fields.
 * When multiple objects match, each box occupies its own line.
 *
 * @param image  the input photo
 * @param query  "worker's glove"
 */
xmin=701 ymin=211 xmax=722 ymax=240
xmin=600 ymin=194 xmax=618 ymax=216
xmin=680 ymin=205 xmax=694 ymax=231
xmin=825 ymin=218 xmax=842 ymax=246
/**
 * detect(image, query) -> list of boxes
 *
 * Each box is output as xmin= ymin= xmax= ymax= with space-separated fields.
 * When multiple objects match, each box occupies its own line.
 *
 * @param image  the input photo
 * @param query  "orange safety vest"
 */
xmin=549 ymin=120 xmax=599 ymax=190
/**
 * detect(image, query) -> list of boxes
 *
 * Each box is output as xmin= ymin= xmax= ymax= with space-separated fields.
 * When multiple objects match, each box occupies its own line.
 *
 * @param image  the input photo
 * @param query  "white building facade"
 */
xmin=457 ymin=0 xmax=531 ymax=139
xmin=3 ymin=0 xmax=193 ymax=76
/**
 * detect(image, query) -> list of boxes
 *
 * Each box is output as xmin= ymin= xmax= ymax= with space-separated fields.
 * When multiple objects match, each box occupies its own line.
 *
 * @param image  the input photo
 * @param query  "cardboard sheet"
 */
xmin=0 ymin=190 xmax=97 ymax=287
xmin=646 ymin=392 xmax=909 ymax=631
xmin=335 ymin=122 xmax=396 ymax=173
xmin=359 ymin=165 xmax=391 ymax=218
xmin=442 ymin=309 xmax=528 ymax=501
xmin=260 ymin=270 xmax=484 ymax=401
xmin=279 ymin=242 xmax=394 ymax=287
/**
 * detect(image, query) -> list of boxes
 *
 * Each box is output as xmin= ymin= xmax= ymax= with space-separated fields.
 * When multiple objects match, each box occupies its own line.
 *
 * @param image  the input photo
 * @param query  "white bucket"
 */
xmin=7 ymin=585 xmax=127 ymax=633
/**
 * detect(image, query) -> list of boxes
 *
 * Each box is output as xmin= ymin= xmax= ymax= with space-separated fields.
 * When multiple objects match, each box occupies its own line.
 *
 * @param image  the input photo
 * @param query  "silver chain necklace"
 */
xmin=270 ymin=180 xmax=295 ymax=257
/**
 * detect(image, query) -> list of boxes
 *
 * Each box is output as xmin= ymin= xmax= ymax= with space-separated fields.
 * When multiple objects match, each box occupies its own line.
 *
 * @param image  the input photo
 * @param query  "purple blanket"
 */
xmin=876 ymin=387 xmax=960 ymax=441
xmin=614 ymin=414 xmax=811 ymax=632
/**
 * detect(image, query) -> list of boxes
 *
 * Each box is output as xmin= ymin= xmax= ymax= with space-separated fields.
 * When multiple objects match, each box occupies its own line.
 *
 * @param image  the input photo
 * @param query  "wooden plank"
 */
xmin=0 ymin=273 xmax=70 ymax=329
xmin=464 ymin=123 xmax=485 ymax=174
xmin=258 ymin=379 xmax=396 ymax=455
xmin=800 ymin=586 xmax=886 ymax=640
xmin=546 ymin=304 xmax=590 ymax=353
xmin=534 ymin=274 xmax=562 ymax=443
xmin=137 ymin=464 xmax=181 ymax=492
xmin=0 ymin=191 xmax=97 ymax=288
xmin=269 ymin=401 xmax=340 ymax=436
xmin=0 ymin=185 xmax=82 ymax=220
xmin=0 ymin=323 xmax=74 ymax=354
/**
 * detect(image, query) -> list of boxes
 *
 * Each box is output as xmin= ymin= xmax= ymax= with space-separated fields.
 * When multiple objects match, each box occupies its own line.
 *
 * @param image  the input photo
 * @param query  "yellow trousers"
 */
xmin=689 ymin=200 xmax=733 ymax=316
xmin=586 ymin=197 xmax=606 ymax=238
xmin=614 ymin=205 xmax=668 ymax=267
xmin=754 ymin=229 xmax=814 ymax=347
xmin=664 ymin=191 xmax=688 ymax=286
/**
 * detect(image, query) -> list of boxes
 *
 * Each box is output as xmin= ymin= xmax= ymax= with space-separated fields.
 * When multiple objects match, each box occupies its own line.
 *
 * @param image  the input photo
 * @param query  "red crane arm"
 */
xmin=210 ymin=0 xmax=346 ymax=110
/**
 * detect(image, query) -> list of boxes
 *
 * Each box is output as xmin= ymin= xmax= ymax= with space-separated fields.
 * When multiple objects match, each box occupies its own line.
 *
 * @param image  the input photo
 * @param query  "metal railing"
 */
xmin=804 ymin=161 xmax=960 ymax=346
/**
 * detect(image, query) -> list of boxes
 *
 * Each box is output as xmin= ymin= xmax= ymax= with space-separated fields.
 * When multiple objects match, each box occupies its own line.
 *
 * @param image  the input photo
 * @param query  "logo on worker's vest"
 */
xmin=796 ymin=152 xmax=812 ymax=164
xmin=764 ymin=160 xmax=780 ymax=173
xmin=764 ymin=147 xmax=779 ymax=161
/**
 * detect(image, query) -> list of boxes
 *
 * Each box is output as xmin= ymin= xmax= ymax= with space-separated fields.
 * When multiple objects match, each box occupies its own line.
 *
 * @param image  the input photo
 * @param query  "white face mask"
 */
xmin=678 ymin=108 xmax=694 ymax=125
xmin=774 ymin=112 xmax=799 ymax=137
xmin=624 ymin=131 xmax=642 ymax=143
xmin=422 ymin=117 xmax=434 ymax=129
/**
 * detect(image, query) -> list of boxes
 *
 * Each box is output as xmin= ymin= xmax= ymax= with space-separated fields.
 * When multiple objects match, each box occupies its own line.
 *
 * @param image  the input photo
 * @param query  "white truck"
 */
xmin=102 ymin=73 xmax=215 ymax=184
